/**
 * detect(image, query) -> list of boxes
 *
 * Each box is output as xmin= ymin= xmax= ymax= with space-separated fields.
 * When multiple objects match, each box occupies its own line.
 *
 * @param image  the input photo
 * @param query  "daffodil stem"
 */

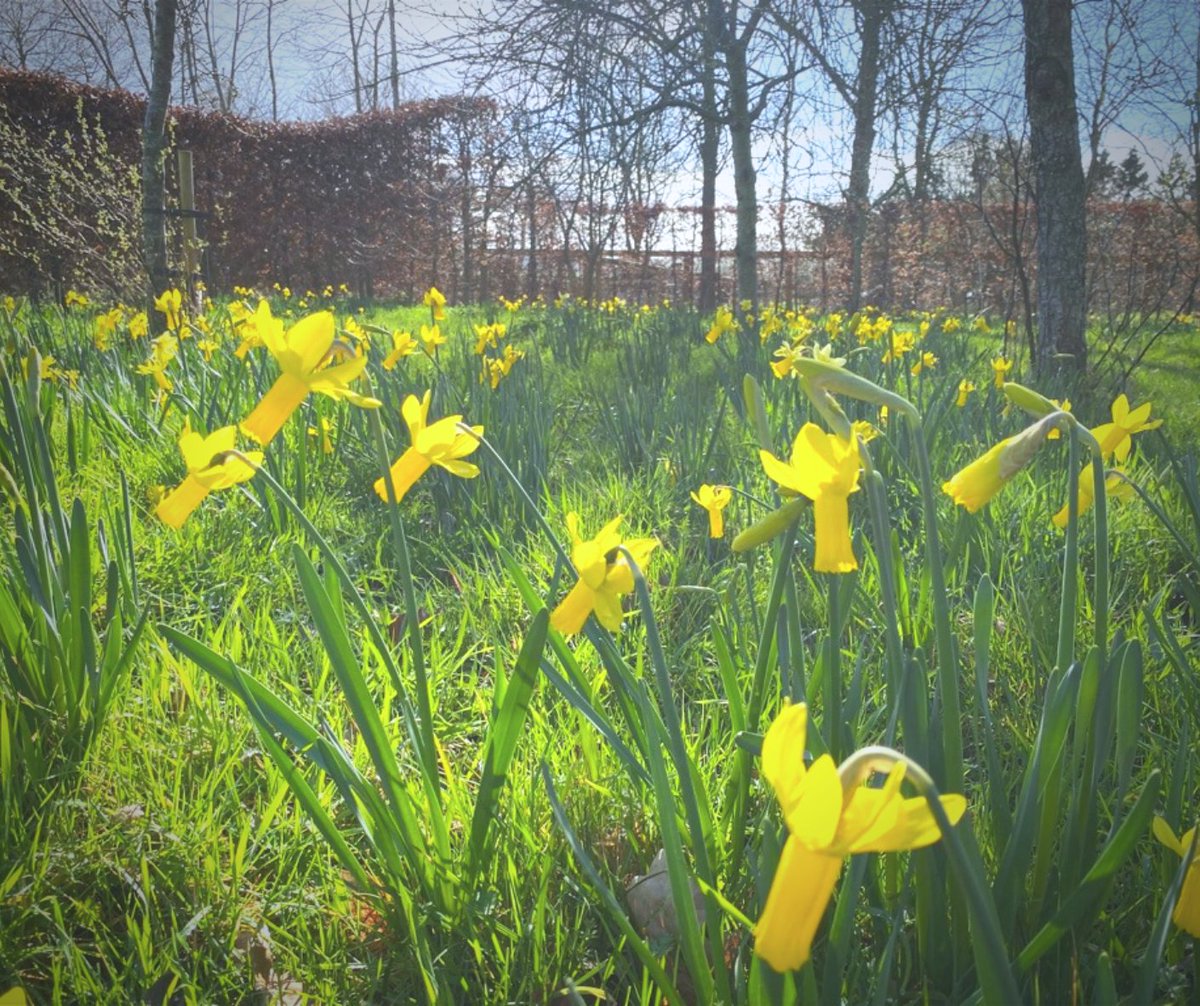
xmin=908 ymin=415 xmax=963 ymax=793
xmin=863 ymin=467 xmax=905 ymax=737
xmin=826 ymin=574 xmax=844 ymax=762
xmin=1090 ymin=449 xmax=1109 ymax=663
xmin=1056 ymin=430 xmax=1081 ymax=673
xmin=367 ymin=398 xmax=436 ymax=772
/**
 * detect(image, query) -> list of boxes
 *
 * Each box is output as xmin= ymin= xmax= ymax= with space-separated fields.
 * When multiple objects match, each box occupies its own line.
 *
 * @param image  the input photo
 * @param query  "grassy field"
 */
xmin=1 ymin=291 xmax=1198 ymax=1004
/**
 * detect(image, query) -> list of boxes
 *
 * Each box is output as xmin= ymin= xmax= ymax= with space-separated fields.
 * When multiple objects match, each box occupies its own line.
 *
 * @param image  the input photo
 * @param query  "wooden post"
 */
xmin=177 ymin=148 xmax=200 ymax=305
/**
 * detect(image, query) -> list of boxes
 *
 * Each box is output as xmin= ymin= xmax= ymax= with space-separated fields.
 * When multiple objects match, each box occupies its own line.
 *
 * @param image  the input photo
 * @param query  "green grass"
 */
xmin=1 ymin=294 xmax=1197 ymax=1004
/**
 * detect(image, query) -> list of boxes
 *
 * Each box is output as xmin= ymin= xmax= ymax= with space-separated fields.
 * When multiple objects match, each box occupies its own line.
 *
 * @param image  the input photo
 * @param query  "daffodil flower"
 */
xmin=308 ymin=417 xmax=335 ymax=455
xmin=156 ymin=424 xmax=262 ymax=528
xmin=956 ymin=379 xmax=976 ymax=408
xmin=754 ymin=703 xmax=966 ymax=972
xmin=374 ymin=391 xmax=482 ymax=503
xmin=241 ymin=311 xmax=380 ymax=445
xmin=1051 ymin=468 xmax=1134 ymax=529
xmin=759 ymin=423 xmax=861 ymax=573
xmin=154 ymin=288 xmax=183 ymax=332
xmin=1152 ymin=816 xmax=1200 ymax=937
xmin=942 ymin=414 xmax=1058 ymax=513
xmin=991 ymin=356 xmax=1013 ymax=388
xmin=691 ymin=484 xmax=732 ymax=537
xmin=420 ymin=323 xmax=446 ymax=355
xmin=1092 ymin=394 xmax=1162 ymax=462
xmin=382 ymin=330 xmax=417 ymax=369
xmin=550 ymin=513 xmax=659 ymax=635
xmin=910 ymin=351 xmax=937 ymax=375
xmin=704 ymin=305 xmax=737 ymax=344
xmin=424 ymin=286 xmax=447 ymax=322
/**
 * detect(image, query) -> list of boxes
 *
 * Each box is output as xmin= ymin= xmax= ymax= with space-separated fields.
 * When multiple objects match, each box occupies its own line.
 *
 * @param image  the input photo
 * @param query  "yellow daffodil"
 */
xmin=94 ymin=307 xmax=122 ymax=350
xmin=550 ymin=513 xmax=658 ymax=635
xmin=137 ymin=334 xmax=178 ymax=392
xmin=241 ymin=311 xmax=380 ymax=445
xmin=343 ymin=316 xmax=369 ymax=350
xmin=420 ymin=323 xmax=446 ymax=356
xmin=991 ymin=356 xmax=1013 ymax=388
xmin=1044 ymin=399 xmax=1072 ymax=440
xmin=1153 ymin=816 xmax=1200 ymax=937
xmin=691 ymin=484 xmax=733 ymax=537
xmin=383 ymin=330 xmax=417 ymax=369
xmin=943 ymin=316 xmax=962 ymax=333
xmin=1051 ymin=468 xmax=1135 ymax=529
xmin=851 ymin=419 xmax=879 ymax=443
xmin=704 ymin=305 xmax=738 ymax=345
xmin=156 ymin=424 xmax=262 ymax=529
xmin=942 ymin=415 xmax=1057 ymax=513
xmin=759 ymin=424 xmax=861 ymax=573
xmin=423 ymin=286 xmax=447 ymax=322
xmin=196 ymin=338 xmax=218 ymax=362
xmin=64 ymin=289 xmax=89 ymax=308
xmin=956 ymin=379 xmax=976 ymax=408
xmin=154 ymin=288 xmax=183 ymax=332
xmin=910 ymin=351 xmax=937 ymax=376
xmin=233 ymin=299 xmax=278 ymax=359
xmin=1092 ymin=394 xmax=1162 ymax=462
xmin=754 ymin=703 xmax=966 ymax=972
xmin=308 ymin=417 xmax=334 ymax=455
xmin=881 ymin=329 xmax=914 ymax=364
xmin=374 ymin=391 xmax=482 ymax=503
xmin=474 ymin=322 xmax=506 ymax=355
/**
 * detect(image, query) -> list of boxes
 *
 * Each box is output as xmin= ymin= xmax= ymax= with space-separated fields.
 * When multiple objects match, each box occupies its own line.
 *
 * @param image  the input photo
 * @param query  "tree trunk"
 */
xmin=846 ymin=0 xmax=886 ymax=312
xmin=142 ymin=0 xmax=177 ymax=334
xmin=1022 ymin=0 xmax=1088 ymax=373
xmin=698 ymin=34 xmax=719 ymax=313
xmin=699 ymin=108 xmax=719 ymax=314
xmin=726 ymin=38 xmax=758 ymax=354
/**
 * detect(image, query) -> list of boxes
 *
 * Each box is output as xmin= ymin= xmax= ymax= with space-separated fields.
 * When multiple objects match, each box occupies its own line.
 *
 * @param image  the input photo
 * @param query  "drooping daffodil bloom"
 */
xmin=420 ymin=323 xmax=446 ymax=355
xmin=991 ymin=356 xmax=1013 ymax=388
xmin=690 ymin=484 xmax=733 ymax=538
xmin=156 ymin=423 xmax=262 ymax=529
xmin=1092 ymin=394 xmax=1162 ymax=462
xmin=382 ymin=329 xmax=417 ymax=370
xmin=241 ymin=311 xmax=380 ymax=445
xmin=1152 ymin=816 xmax=1200 ymax=937
xmin=754 ymin=702 xmax=966 ymax=973
xmin=1051 ymin=468 xmax=1135 ymax=529
xmin=759 ymin=423 xmax=861 ymax=573
xmin=956 ymin=379 xmax=976 ymax=407
xmin=550 ymin=513 xmax=658 ymax=635
xmin=423 ymin=286 xmax=446 ymax=322
xmin=942 ymin=414 xmax=1059 ymax=513
xmin=910 ymin=350 xmax=937 ymax=376
xmin=154 ymin=288 xmax=183 ymax=332
xmin=704 ymin=304 xmax=737 ymax=345
xmin=374 ymin=391 xmax=482 ymax=503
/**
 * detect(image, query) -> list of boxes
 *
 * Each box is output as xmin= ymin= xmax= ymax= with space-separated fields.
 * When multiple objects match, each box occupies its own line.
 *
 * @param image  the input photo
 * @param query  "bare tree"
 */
xmin=775 ymin=0 xmax=899 ymax=311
